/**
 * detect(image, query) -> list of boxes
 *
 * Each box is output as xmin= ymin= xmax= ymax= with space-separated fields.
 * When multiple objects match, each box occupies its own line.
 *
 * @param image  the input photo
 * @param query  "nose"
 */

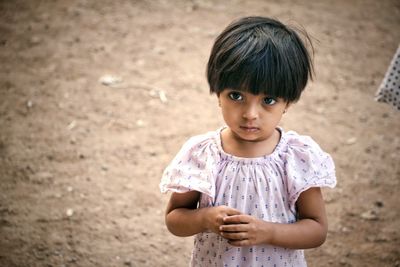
xmin=242 ymin=102 xmax=258 ymax=120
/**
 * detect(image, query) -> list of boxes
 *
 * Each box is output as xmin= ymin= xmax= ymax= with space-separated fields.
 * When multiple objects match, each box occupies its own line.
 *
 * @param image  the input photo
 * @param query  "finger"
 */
xmin=220 ymin=231 xmax=246 ymax=240
xmin=223 ymin=214 xmax=251 ymax=224
xmin=219 ymin=224 xmax=247 ymax=232
xmin=225 ymin=207 xmax=242 ymax=216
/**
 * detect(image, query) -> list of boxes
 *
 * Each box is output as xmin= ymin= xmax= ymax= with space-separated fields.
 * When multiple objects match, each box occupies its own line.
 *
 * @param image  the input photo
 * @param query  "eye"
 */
xmin=228 ymin=91 xmax=243 ymax=101
xmin=263 ymin=97 xmax=276 ymax=105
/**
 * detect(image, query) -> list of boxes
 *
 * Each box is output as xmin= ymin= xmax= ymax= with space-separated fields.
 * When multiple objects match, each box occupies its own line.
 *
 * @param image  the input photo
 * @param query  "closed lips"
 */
xmin=240 ymin=126 xmax=259 ymax=131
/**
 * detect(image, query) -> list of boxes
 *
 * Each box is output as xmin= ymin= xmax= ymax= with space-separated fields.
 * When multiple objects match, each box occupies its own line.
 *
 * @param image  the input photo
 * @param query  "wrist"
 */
xmin=199 ymin=207 xmax=211 ymax=231
xmin=261 ymin=220 xmax=276 ymax=245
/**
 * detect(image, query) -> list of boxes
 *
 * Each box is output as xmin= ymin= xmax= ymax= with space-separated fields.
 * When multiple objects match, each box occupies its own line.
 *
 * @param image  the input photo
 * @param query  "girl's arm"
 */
xmin=219 ymin=187 xmax=328 ymax=249
xmin=165 ymin=191 xmax=205 ymax=236
xmin=165 ymin=191 xmax=242 ymax=237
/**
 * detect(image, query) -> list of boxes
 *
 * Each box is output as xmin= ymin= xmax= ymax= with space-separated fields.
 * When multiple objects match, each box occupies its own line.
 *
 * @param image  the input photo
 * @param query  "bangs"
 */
xmin=207 ymin=17 xmax=313 ymax=103
xmin=218 ymin=44 xmax=299 ymax=100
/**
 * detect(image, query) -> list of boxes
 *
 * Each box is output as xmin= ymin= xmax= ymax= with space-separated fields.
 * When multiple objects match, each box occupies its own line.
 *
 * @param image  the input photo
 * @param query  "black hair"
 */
xmin=207 ymin=16 xmax=314 ymax=103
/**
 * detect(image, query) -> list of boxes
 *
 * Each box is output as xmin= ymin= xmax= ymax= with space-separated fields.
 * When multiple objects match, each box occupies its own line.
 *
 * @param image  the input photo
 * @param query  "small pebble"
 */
xmin=360 ymin=210 xmax=378 ymax=221
xmin=345 ymin=137 xmax=357 ymax=145
xmin=158 ymin=90 xmax=168 ymax=103
xmin=136 ymin=119 xmax=144 ymax=127
xmin=26 ymin=100 xmax=33 ymax=108
xmin=99 ymin=75 xmax=122 ymax=86
xmin=66 ymin=209 xmax=74 ymax=217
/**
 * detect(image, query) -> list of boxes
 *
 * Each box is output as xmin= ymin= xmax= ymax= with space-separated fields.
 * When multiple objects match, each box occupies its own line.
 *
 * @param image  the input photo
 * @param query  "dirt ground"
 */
xmin=0 ymin=0 xmax=399 ymax=266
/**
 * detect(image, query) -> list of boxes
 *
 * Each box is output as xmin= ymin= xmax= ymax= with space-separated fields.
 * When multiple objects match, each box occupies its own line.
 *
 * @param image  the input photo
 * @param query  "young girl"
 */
xmin=160 ymin=16 xmax=336 ymax=267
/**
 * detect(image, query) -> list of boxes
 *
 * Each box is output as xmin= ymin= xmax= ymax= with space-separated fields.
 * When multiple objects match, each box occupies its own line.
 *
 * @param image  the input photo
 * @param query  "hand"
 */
xmin=203 ymin=206 xmax=242 ymax=235
xmin=219 ymin=215 xmax=274 ymax=247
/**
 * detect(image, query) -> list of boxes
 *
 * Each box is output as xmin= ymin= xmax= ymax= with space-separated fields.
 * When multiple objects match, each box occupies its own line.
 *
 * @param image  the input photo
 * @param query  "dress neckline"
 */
xmin=214 ymin=126 xmax=285 ymax=163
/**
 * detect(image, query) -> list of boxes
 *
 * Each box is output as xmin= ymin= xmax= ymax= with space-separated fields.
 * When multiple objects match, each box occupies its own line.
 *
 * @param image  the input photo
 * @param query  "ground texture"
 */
xmin=0 ymin=0 xmax=399 ymax=266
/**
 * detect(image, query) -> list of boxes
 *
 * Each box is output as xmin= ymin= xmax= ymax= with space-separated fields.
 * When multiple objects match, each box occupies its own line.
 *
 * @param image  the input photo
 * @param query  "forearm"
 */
xmin=166 ymin=207 xmax=208 ymax=237
xmin=265 ymin=218 xmax=327 ymax=249
xmin=267 ymin=187 xmax=328 ymax=249
xmin=165 ymin=191 xmax=242 ymax=237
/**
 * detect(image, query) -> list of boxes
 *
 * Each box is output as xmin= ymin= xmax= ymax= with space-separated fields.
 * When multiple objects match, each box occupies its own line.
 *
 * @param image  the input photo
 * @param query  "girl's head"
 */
xmin=207 ymin=16 xmax=314 ymax=103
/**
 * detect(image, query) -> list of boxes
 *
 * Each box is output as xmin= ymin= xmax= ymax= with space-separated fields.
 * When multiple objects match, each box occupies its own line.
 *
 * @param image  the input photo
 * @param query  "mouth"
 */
xmin=239 ymin=126 xmax=260 ymax=132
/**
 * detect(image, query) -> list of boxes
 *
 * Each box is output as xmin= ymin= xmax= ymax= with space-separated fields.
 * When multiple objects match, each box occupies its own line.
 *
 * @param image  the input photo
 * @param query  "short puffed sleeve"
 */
xmin=159 ymin=133 xmax=219 ymax=203
xmin=284 ymin=132 xmax=336 ymax=208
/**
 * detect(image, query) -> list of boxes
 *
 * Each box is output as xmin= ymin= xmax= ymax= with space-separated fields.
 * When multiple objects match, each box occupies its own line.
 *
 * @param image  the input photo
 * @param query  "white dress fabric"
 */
xmin=160 ymin=127 xmax=336 ymax=267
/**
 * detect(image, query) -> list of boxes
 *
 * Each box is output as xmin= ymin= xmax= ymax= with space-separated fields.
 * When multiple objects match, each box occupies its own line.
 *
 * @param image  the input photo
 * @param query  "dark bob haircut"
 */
xmin=207 ymin=16 xmax=314 ymax=103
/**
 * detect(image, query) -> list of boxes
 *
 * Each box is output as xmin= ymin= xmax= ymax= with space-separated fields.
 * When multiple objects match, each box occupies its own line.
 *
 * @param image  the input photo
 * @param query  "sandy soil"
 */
xmin=0 ymin=0 xmax=399 ymax=266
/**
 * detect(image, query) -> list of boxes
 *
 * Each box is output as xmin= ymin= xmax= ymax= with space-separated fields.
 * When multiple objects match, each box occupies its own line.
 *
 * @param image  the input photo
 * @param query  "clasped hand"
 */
xmin=205 ymin=205 xmax=272 ymax=247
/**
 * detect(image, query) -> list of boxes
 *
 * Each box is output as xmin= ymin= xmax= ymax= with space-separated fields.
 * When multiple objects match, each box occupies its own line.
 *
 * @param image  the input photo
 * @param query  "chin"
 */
xmin=236 ymin=133 xmax=262 ymax=142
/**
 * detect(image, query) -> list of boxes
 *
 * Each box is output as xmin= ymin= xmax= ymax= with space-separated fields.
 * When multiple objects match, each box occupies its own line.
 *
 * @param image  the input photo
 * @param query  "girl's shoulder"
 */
xmin=279 ymin=129 xmax=337 ymax=207
xmin=168 ymin=129 xmax=222 ymax=167
xmin=179 ymin=129 xmax=220 ymax=154
xmin=279 ymin=129 xmax=336 ymax=176
xmin=281 ymin=129 xmax=328 ymax=155
xmin=160 ymin=129 xmax=221 ymax=199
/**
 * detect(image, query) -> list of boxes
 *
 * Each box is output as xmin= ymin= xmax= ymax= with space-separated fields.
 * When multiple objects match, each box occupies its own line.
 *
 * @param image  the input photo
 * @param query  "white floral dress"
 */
xmin=160 ymin=127 xmax=336 ymax=267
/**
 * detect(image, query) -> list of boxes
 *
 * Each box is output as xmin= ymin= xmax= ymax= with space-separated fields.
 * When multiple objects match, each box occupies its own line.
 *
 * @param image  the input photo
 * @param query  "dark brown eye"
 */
xmin=263 ymin=97 xmax=276 ymax=105
xmin=228 ymin=92 xmax=243 ymax=101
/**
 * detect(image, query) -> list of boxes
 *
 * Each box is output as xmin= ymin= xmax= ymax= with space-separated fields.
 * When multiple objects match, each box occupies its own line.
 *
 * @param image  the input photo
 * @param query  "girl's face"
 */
xmin=218 ymin=89 xmax=289 ymax=143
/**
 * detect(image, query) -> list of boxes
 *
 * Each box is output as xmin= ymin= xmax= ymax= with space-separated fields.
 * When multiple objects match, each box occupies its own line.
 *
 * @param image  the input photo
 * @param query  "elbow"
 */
xmin=311 ymin=223 xmax=328 ymax=248
xmin=165 ymin=212 xmax=178 ymax=236
xmin=314 ymin=231 xmax=327 ymax=248
xmin=304 ymin=231 xmax=326 ymax=249
xmin=165 ymin=222 xmax=184 ymax=237
xmin=300 ymin=218 xmax=328 ymax=249
xmin=165 ymin=211 xmax=190 ymax=237
xmin=167 ymin=228 xmax=190 ymax=237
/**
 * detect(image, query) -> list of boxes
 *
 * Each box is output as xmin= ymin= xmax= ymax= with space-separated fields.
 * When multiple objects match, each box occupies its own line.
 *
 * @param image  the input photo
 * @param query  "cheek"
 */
xmin=271 ymin=113 xmax=284 ymax=124
xmin=261 ymin=110 xmax=283 ymax=124
xmin=221 ymin=106 xmax=238 ymax=122
xmin=221 ymin=109 xmax=233 ymax=121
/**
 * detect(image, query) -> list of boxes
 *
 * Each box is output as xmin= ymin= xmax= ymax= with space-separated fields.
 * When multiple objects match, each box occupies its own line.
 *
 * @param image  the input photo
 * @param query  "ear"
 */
xmin=283 ymin=102 xmax=291 ymax=114
xmin=217 ymin=94 xmax=221 ymax=107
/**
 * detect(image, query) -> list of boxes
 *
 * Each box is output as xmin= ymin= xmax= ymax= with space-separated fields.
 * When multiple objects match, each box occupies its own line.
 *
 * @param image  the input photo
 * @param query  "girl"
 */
xmin=160 ymin=16 xmax=336 ymax=267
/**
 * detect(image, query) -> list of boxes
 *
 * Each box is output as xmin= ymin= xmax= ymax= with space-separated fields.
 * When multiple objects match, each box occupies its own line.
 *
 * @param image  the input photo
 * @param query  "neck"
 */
xmin=221 ymin=127 xmax=281 ymax=158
